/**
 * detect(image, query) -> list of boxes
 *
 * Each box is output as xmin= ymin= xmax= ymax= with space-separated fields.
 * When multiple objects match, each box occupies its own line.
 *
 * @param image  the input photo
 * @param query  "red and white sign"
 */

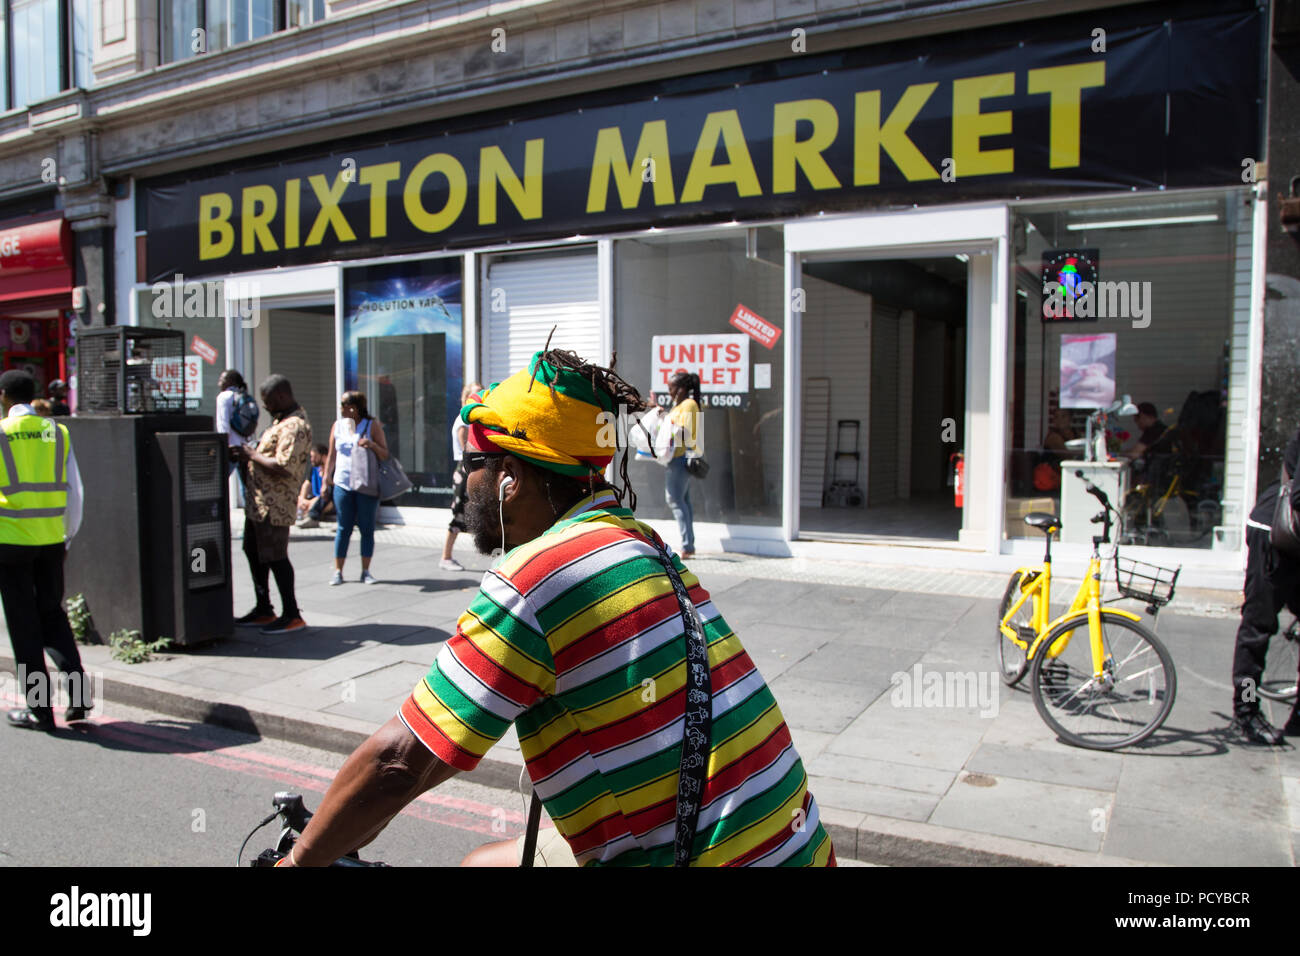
xmin=152 ymin=357 xmax=203 ymax=401
xmin=191 ymin=334 xmax=218 ymax=365
xmin=728 ymin=304 xmax=781 ymax=349
xmin=651 ymin=334 xmax=749 ymax=393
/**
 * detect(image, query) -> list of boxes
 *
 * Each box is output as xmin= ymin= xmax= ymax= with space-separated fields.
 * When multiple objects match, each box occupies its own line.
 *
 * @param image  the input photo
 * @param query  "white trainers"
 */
xmin=440 ymin=558 xmax=464 ymax=572
xmin=361 ymin=570 xmax=378 ymax=585
xmin=297 ymin=517 xmax=320 ymax=529
xmin=329 ymin=570 xmax=344 ymax=586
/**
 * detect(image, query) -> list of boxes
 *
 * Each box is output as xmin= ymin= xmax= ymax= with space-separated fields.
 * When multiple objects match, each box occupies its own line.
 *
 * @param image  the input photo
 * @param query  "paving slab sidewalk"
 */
xmin=3 ymin=530 xmax=1295 ymax=867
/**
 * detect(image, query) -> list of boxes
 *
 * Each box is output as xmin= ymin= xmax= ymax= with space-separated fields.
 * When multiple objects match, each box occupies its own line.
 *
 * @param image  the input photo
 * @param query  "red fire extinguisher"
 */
xmin=949 ymin=452 xmax=964 ymax=509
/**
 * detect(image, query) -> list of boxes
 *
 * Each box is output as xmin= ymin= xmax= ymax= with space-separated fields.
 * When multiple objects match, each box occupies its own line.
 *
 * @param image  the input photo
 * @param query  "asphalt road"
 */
xmin=0 ymin=693 xmax=535 ymax=867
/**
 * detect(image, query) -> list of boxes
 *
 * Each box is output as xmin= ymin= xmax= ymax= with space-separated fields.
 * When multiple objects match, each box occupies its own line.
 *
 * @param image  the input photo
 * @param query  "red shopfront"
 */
xmin=0 ymin=214 xmax=75 ymax=397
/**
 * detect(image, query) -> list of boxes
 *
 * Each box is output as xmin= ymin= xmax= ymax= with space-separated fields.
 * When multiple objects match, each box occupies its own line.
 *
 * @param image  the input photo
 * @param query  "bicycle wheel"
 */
xmin=1030 ymin=611 xmax=1176 ymax=750
xmin=997 ymin=571 xmax=1034 ymax=687
xmin=1260 ymin=619 xmax=1300 ymax=702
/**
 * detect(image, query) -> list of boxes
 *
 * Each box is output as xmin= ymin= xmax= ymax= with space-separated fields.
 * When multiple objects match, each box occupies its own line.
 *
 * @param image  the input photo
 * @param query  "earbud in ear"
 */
xmin=498 ymin=474 xmax=515 ymax=500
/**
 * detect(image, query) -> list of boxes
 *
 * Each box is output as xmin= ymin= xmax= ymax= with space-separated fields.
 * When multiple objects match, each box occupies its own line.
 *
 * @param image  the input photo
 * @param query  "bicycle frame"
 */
xmin=1000 ymin=546 xmax=1143 ymax=680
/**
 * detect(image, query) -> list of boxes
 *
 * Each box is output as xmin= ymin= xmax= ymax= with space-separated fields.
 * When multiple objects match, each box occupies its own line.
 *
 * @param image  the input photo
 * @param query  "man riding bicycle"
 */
xmin=276 ymin=350 xmax=835 ymax=867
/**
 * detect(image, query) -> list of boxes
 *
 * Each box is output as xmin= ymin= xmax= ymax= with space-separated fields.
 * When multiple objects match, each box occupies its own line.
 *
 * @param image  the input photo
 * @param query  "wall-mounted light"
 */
xmin=1065 ymin=214 xmax=1219 ymax=231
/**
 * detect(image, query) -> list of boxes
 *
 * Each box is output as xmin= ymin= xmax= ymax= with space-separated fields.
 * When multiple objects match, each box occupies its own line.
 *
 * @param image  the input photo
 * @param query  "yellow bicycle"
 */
xmin=997 ymin=471 xmax=1179 ymax=750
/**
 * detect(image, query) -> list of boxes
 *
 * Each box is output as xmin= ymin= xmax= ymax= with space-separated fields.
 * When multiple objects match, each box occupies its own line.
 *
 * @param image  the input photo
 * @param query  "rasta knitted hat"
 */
xmin=461 ymin=352 xmax=616 ymax=477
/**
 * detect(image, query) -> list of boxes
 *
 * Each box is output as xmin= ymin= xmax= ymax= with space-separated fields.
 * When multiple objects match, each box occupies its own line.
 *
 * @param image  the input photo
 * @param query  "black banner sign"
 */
xmin=141 ymin=4 xmax=1263 ymax=281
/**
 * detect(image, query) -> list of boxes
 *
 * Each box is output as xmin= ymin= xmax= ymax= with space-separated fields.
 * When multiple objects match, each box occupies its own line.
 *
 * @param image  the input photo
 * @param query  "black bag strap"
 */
xmin=520 ymin=792 xmax=543 ymax=868
xmin=647 ymin=533 xmax=712 ymax=867
xmin=516 ymin=532 xmax=712 ymax=868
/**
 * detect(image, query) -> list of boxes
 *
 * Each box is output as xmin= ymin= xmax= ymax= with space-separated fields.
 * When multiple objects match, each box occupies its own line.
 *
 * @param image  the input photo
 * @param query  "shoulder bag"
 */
xmin=377 ymin=451 xmax=414 ymax=501
xmin=520 ymin=533 xmax=711 ymax=867
xmin=1271 ymin=464 xmax=1300 ymax=559
xmin=346 ymin=419 xmax=380 ymax=496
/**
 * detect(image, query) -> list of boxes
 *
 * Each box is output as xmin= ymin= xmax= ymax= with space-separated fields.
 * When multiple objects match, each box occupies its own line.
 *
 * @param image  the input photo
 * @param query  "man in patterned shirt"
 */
xmin=278 ymin=351 xmax=834 ymax=867
xmin=231 ymin=374 xmax=311 ymax=635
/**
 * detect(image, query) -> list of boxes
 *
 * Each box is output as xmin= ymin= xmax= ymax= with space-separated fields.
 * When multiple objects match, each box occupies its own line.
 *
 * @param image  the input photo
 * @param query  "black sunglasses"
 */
xmin=464 ymin=451 xmax=504 ymax=471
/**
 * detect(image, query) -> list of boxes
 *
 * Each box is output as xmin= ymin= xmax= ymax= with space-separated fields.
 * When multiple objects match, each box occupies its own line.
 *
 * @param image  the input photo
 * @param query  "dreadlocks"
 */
xmin=538 ymin=346 xmax=648 ymax=511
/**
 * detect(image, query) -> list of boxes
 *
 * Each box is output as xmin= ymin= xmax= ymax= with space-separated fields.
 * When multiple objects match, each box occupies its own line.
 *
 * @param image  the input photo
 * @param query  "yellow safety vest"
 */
xmin=0 ymin=414 xmax=71 ymax=546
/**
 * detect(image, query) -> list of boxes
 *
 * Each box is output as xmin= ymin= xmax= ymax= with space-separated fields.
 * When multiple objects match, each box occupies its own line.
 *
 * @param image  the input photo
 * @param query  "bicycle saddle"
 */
xmin=1024 ymin=512 xmax=1061 ymax=534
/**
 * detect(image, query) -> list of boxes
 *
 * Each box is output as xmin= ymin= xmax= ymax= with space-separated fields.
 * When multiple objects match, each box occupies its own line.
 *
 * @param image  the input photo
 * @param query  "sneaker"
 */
xmin=1284 ymin=713 xmax=1300 ymax=737
xmin=329 ymin=570 xmax=344 ymax=586
xmin=297 ymin=517 xmax=320 ymax=529
xmin=1229 ymin=711 xmax=1286 ymax=746
xmin=235 ymin=606 xmax=277 ymax=626
xmin=7 ymin=708 xmax=55 ymax=731
xmin=361 ymin=570 xmax=378 ymax=585
xmin=439 ymin=558 xmax=464 ymax=572
xmin=261 ymin=615 xmax=308 ymax=635
xmin=65 ymin=704 xmax=93 ymax=722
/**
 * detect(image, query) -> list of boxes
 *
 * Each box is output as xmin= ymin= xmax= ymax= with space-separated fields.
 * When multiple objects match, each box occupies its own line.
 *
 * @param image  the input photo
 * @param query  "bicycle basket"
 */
xmin=1114 ymin=556 xmax=1180 ymax=608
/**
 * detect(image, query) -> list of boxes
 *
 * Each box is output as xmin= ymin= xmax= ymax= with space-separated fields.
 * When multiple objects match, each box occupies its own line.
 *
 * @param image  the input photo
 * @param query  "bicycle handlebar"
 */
xmin=241 ymin=792 xmax=389 ymax=867
xmin=1074 ymin=469 xmax=1111 ymax=509
xmin=1074 ymin=470 xmax=1115 ymax=545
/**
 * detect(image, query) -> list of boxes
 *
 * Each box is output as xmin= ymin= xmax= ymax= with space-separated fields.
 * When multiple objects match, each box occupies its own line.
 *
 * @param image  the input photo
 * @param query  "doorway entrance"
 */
xmin=784 ymin=205 xmax=1010 ymax=553
xmin=798 ymin=256 xmax=968 ymax=542
xmin=242 ymin=303 xmax=337 ymax=441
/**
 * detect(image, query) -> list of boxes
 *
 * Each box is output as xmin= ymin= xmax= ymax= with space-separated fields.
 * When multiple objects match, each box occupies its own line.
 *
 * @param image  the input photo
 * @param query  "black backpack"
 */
xmin=230 ymin=389 xmax=260 ymax=438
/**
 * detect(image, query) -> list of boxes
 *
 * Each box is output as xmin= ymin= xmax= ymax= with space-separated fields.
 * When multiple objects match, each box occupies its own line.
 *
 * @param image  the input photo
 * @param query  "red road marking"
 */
xmin=1 ymin=693 xmax=531 ymax=838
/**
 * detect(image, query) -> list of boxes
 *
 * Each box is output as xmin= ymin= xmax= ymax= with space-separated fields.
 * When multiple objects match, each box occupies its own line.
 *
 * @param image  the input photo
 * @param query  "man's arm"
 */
xmin=285 ymin=716 xmax=458 ymax=865
xmin=64 ymin=445 xmax=84 ymax=542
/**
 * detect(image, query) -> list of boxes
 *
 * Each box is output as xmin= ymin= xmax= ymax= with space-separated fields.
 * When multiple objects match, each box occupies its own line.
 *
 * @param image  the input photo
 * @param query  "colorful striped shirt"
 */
xmin=399 ymin=489 xmax=835 ymax=866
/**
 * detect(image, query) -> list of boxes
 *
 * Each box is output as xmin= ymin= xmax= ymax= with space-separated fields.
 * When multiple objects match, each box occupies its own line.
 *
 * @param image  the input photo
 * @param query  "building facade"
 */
xmin=0 ymin=0 xmax=1290 ymax=587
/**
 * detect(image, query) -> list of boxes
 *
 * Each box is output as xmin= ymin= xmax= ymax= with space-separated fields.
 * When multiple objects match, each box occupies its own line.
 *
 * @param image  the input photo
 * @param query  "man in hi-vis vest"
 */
xmin=0 ymin=370 xmax=91 ymax=731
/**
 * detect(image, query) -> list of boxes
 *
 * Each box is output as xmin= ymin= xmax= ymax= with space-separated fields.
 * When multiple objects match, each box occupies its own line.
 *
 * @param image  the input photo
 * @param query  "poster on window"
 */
xmin=343 ymin=259 xmax=463 ymax=504
xmin=651 ymin=334 xmax=749 ymax=408
xmin=1059 ymin=333 xmax=1116 ymax=409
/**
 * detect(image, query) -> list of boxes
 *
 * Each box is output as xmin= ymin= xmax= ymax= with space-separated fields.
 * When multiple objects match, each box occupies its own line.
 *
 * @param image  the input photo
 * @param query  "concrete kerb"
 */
xmin=2 ymin=651 xmax=1161 ymax=867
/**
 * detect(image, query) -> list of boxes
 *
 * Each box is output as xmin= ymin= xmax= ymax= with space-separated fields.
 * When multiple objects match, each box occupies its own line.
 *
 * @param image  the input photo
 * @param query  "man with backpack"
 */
xmin=216 ymin=370 xmax=260 ymax=464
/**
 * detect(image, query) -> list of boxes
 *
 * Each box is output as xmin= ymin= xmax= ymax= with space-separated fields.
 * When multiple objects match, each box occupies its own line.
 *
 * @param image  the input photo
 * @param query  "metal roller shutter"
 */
xmin=483 ymin=250 xmax=601 ymax=386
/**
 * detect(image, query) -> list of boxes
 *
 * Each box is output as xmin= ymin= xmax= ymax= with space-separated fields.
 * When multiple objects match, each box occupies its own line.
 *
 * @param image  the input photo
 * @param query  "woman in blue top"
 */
xmin=322 ymin=390 xmax=389 ymax=585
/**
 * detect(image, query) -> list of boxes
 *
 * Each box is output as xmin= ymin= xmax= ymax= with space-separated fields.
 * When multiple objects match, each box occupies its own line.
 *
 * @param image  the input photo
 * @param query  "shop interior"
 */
xmin=244 ymin=303 xmax=337 ymax=442
xmin=1006 ymin=193 xmax=1243 ymax=550
xmin=798 ymin=256 xmax=968 ymax=542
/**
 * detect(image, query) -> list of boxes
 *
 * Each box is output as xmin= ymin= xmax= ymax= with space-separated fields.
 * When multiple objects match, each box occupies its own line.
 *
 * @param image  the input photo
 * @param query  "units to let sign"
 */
xmin=151 ymin=357 xmax=203 ymax=403
xmin=652 ymin=334 xmax=750 ymax=405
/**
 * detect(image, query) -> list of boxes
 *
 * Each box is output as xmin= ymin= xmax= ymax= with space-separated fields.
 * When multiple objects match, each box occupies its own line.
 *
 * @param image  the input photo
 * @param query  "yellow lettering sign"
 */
xmin=359 ymin=162 xmax=402 ymax=237
xmin=404 ymin=153 xmax=468 ymax=233
xmin=305 ymin=172 xmax=356 ymax=246
xmin=198 ymin=193 xmax=234 ymax=260
xmin=952 ymin=72 xmax=1015 ymax=177
xmin=681 ymin=110 xmax=762 ymax=203
xmin=1027 ymin=62 xmax=1106 ymax=169
xmin=284 ymin=178 xmax=301 ymax=249
xmin=773 ymin=99 xmax=842 ymax=193
xmin=854 ymin=84 xmax=940 ymax=185
xmin=479 ymin=140 xmax=544 ymax=226
xmin=587 ymin=121 xmax=676 ymax=212
xmin=241 ymin=184 xmax=278 ymax=254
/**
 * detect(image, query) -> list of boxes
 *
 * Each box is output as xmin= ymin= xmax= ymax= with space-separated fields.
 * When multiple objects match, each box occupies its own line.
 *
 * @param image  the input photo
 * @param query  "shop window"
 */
xmin=1006 ymin=191 xmax=1252 ymax=551
xmin=481 ymin=248 xmax=601 ymax=388
xmin=342 ymin=258 xmax=464 ymax=509
xmin=614 ymin=231 xmax=785 ymax=528
xmin=11 ymin=0 xmax=59 ymax=106
xmin=161 ymin=0 xmax=321 ymax=63
xmin=4 ymin=0 xmax=94 ymax=107
xmin=135 ymin=284 xmax=227 ymax=422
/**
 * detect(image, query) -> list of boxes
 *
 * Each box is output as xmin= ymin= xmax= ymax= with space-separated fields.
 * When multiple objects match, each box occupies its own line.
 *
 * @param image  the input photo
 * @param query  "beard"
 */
xmin=465 ymin=476 xmax=507 ymax=556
